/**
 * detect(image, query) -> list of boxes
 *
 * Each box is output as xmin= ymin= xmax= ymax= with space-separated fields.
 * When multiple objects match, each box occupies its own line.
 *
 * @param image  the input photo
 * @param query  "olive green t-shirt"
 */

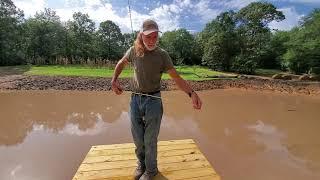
xmin=124 ymin=46 xmax=174 ymax=93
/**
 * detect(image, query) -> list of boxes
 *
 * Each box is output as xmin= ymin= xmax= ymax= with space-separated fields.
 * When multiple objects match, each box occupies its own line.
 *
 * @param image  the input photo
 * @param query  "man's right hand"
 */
xmin=111 ymin=79 xmax=123 ymax=95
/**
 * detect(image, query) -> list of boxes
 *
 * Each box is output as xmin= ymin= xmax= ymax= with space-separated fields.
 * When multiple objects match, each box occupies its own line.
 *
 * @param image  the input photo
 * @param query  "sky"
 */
xmin=12 ymin=0 xmax=320 ymax=33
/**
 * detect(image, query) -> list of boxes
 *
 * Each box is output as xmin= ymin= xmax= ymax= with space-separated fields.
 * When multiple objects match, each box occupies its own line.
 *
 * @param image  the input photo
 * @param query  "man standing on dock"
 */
xmin=111 ymin=19 xmax=202 ymax=180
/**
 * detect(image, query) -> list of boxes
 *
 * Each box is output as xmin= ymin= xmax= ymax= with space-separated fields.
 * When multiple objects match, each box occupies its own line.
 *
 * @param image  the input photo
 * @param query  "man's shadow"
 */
xmin=154 ymin=172 xmax=169 ymax=180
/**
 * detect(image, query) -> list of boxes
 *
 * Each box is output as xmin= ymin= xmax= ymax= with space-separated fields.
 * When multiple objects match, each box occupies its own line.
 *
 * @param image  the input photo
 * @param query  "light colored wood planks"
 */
xmin=74 ymin=160 xmax=213 ymax=179
xmin=83 ymin=148 xmax=201 ymax=164
xmin=87 ymin=143 xmax=197 ymax=157
xmin=79 ymin=153 xmax=207 ymax=172
xmin=72 ymin=139 xmax=220 ymax=180
xmin=91 ymin=139 xmax=195 ymax=151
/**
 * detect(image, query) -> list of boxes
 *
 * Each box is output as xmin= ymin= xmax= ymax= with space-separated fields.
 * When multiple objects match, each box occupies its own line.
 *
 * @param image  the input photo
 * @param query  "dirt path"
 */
xmin=0 ymin=75 xmax=319 ymax=95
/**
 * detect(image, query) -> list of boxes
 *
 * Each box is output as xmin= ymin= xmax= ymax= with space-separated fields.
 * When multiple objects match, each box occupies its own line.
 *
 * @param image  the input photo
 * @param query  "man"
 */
xmin=111 ymin=19 xmax=202 ymax=180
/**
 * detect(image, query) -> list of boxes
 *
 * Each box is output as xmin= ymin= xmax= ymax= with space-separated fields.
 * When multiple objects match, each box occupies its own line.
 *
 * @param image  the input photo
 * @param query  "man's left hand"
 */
xmin=191 ymin=92 xmax=202 ymax=110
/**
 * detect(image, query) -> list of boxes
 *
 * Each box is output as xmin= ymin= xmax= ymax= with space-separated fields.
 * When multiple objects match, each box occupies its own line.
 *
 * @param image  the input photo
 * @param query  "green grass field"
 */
xmin=3 ymin=65 xmax=232 ymax=81
xmin=0 ymin=65 xmax=286 ymax=81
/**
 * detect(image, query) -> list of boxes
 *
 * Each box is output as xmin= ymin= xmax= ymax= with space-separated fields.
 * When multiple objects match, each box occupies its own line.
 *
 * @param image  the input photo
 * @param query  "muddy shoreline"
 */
xmin=0 ymin=75 xmax=320 ymax=95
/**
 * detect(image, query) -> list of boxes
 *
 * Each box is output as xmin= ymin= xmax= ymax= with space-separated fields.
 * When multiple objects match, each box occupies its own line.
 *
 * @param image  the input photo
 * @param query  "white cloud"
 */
xmin=279 ymin=0 xmax=320 ymax=4
xmin=13 ymin=0 xmax=46 ymax=18
xmin=55 ymin=1 xmax=179 ymax=33
xmin=149 ymin=4 xmax=181 ymax=31
xmin=169 ymin=4 xmax=181 ymax=14
xmin=224 ymin=0 xmax=320 ymax=10
xmin=55 ymin=2 xmax=135 ymax=33
xmin=13 ymin=0 xmax=182 ymax=33
xmin=174 ymin=0 xmax=194 ymax=8
xmin=219 ymin=0 xmax=257 ymax=10
xmin=12 ymin=0 xmax=312 ymax=33
xmin=193 ymin=0 xmax=221 ymax=22
xmin=269 ymin=7 xmax=304 ymax=31
xmin=64 ymin=0 xmax=84 ymax=8
xmin=11 ymin=0 xmax=245 ymax=33
xmin=84 ymin=0 xmax=101 ymax=7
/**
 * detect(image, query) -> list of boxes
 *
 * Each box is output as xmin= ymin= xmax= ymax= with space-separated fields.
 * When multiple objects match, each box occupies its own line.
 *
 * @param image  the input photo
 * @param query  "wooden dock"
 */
xmin=73 ymin=139 xmax=220 ymax=180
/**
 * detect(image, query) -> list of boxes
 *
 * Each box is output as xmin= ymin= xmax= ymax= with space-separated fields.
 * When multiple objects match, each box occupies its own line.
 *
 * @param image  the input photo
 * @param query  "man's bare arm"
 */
xmin=111 ymin=57 xmax=129 ymax=95
xmin=112 ymin=57 xmax=129 ymax=82
xmin=167 ymin=68 xmax=202 ymax=109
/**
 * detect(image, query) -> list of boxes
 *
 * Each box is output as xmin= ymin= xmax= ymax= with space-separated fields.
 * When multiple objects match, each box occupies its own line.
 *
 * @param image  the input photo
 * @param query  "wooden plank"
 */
xmin=85 ymin=173 xmax=220 ymax=180
xmin=74 ymin=168 xmax=219 ymax=180
xmin=184 ymin=174 xmax=221 ymax=180
xmin=159 ymin=168 xmax=219 ymax=180
xmin=72 ymin=139 xmax=220 ymax=180
xmin=79 ymin=153 xmax=206 ymax=172
xmin=87 ymin=143 xmax=197 ymax=157
xmin=74 ymin=160 xmax=213 ymax=179
xmin=92 ymin=139 xmax=195 ymax=151
xmin=83 ymin=148 xmax=201 ymax=164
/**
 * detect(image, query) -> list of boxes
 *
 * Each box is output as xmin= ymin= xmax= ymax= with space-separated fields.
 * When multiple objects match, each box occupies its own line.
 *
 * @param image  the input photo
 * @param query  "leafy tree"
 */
xmin=67 ymin=12 xmax=95 ymax=63
xmin=200 ymin=11 xmax=238 ymax=71
xmin=234 ymin=2 xmax=285 ymax=73
xmin=122 ymin=31 xmax=137 ymax=51
xmin=263 ymin=30 xmax=290 ymax=69
xmin=0 ymin=0 xmax=25 ymax=65
xmin=283 ymin=9 xmax=320 ymax=74
xmin=24 ymin=8 xmax=65 ymax=64
xmin=97 ymin=20 xmax=123 ymax=61
xmin=160 ymin=29 xmax=196 ymax=65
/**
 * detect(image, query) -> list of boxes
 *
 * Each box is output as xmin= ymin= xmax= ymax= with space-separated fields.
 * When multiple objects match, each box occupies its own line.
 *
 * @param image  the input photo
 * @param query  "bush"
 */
xmin=231 ymin=54 xmax=257 ymax=74
xmin=202 ymin=43 xmax=225 ymax=71
xmin=311 ymin=67 xmax=320 ymax=75
xmin=283 ymin=49 xmax=309 ymax=74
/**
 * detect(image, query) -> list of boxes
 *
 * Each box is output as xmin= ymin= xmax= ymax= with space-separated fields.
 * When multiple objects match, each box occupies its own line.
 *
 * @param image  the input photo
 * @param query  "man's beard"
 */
xmin=143 ymin=40 xmax=157 ymax=51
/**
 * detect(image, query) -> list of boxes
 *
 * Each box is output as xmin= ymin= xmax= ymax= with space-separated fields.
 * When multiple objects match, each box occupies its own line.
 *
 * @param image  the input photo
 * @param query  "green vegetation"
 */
xmin=1 ymin=0 xmax=319 ymax=75
xmin=25 ymin=65 xmax=133 ymax=78
xmin=2 ymin=65 xmax=230 ymax=81
xmin=282 ymin=9 xmax=320 ymax=74
xmin=199 ymin=2 xmax=285 ymax=74
xmin=161 ymin=66 xmax=232 ymax=80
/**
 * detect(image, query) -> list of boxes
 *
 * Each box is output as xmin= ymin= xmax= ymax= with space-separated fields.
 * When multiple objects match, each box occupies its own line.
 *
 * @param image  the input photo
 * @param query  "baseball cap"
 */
xmin=141 ymin=19 xmax=161 ymax=35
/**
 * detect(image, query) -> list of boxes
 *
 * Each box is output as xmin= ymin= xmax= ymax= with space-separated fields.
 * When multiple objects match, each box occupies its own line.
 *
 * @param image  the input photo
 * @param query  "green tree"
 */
xmin=24 ymin=8 xmax=66 ymax=64
xmin=97 ymin=20 xmax=123 ymax=61
xmin=234 ymin=2 xmax=285 ymax=73
xmin=283 ymin=9 xmax=320 ymax=74
xmin=122 ymin=31 xmax=137 ymax=51
xmin=160 ymin=29 xmax=197 ymax=65
xmin=0 ymin=0 xmax=25 ymax=65
xmin=67 ymin=12 xmax=95 ymax=63
xmin=200 ymin=11 xmax=238 ymax=71
xmin=267 ymin=30 xmax=290 ymax=70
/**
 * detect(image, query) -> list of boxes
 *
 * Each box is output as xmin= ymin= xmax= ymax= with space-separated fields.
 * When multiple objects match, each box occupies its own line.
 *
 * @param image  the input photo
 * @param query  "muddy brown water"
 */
xmin=0 ymin=89 xmax=319 ymax=180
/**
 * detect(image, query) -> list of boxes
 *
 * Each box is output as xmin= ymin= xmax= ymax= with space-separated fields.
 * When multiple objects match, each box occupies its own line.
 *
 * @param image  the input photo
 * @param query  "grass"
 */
xmin=255 ymin=68 xmax=284 ymax=77
xmin=161 ymin=66 xmax=230 ymax=80
xmin=1 ymin=65 xmax=233 ymax=81
xmin=0 ymin=65 xmax=304 ymax=81
xmin=0 ymin=65 xmax=31 ymax=76
xmin=25 ymin=65 xmax=133 ymax=78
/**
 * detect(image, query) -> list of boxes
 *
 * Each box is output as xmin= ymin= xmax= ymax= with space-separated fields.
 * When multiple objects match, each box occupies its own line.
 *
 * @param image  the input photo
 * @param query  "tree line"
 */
xmin=1 ymin=0 xmax=319 ymax=74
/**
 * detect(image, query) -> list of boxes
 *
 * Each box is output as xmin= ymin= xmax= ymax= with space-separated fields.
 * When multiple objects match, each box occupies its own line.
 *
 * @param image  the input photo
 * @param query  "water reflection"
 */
xmin=0 ymin=90 xmax=319 ymax=180
xmin=0 ymin=102 xmax=131 ymax=180
xmin=161 ymin=90 xmax=320 ymax=180
xmin=248 ymin=120 xmax=286 ymax=151
xmin=0 ymin=91 xmax=128 ymax=146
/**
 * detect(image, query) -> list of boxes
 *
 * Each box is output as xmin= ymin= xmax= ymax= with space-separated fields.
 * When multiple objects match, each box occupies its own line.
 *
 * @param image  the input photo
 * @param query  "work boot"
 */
xmin=139 ymin=170 xmax=158 ymax=180
xmin=134 ymin=163 xmax=145 ymax=180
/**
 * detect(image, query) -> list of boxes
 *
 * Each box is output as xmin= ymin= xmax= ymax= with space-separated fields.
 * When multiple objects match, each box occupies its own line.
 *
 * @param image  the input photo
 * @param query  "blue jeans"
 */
xmin=129 ymin=92 xmax=163 ymax=173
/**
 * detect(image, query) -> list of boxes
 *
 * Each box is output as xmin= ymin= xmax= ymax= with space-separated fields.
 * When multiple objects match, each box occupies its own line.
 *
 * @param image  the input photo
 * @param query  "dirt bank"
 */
xmin=0 ymin=75 xmax=319 ymax=95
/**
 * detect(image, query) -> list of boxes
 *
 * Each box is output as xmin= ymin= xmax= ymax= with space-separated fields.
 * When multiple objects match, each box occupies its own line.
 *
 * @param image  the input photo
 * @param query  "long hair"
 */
xmin=134 ymin=32 xmax=145 ymax=57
